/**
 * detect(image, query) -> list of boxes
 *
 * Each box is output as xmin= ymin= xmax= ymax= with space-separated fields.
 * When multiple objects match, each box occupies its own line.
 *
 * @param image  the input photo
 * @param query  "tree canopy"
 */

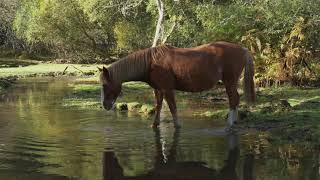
xmin=0 ymin=0 xmax=319 ymax=85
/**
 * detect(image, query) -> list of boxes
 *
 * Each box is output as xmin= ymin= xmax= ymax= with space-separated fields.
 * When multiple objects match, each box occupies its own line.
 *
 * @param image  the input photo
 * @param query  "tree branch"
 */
xmin=162 ymin=21 xmax=176 ymax=44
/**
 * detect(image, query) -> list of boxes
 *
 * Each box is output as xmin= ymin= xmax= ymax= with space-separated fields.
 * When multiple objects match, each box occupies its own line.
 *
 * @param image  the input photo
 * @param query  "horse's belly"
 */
xmin=175 ymin=71 xmax=221 ymax=92
xmin=169 ymin=54 xmax=223 ymax=92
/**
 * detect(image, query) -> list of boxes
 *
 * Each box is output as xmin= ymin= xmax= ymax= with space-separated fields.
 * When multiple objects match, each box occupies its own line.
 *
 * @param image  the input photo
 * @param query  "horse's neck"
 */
xmin=108 ymin=57 xmax=150 ymax=84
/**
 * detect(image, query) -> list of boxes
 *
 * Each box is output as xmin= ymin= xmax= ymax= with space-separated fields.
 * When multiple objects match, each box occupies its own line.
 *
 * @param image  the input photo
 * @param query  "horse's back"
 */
xmin=160 ymin=44 xmax=222 ymax=91
xmin=151 ymin=42 xmax=247 ymax=92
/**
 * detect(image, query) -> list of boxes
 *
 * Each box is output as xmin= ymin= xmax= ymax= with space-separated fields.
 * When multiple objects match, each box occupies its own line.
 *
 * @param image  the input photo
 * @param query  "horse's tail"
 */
xmin=243 ymin=48 xmax=256 ymax=103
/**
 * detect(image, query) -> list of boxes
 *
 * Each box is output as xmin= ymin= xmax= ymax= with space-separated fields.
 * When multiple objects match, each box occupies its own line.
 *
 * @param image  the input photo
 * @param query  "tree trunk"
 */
xmin=152 ymin=0 xmax=164 ymax=47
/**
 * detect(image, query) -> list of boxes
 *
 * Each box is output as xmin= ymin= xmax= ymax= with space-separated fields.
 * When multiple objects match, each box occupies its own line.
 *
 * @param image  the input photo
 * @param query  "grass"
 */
xmin=236 ymin=86 xmax=320 ymax=146
xmin=196 ymin=109 xmax=229 ymax=119
xmin=0 ymin=59 xmax=102 ymax=95
xmin=139 ymin=104 xmax=155 ymax=114
xmin=63 ymin=82 xmax=155 ymax=115
xmin=0 ymin=60 xmax=101 ymax=78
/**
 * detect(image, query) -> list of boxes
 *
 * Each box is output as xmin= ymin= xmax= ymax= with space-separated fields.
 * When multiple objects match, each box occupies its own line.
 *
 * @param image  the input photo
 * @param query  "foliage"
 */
xmin=239 ymin=0 xmax=320 ymax=85
xmin=0 ymin=0 xmax=23 ymax=54
xmin=1 ymin=0 xmax=319 ymax=84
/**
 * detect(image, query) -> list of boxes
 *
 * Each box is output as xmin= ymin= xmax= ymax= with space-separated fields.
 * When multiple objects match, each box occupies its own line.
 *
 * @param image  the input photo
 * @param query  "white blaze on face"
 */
xmin=99 ymin=72 xmax=107 ymax=106
xmin=101 ymin=87 xmax=104 ymax=105
xmin=99 ymin=72 xmax=108 ymax=85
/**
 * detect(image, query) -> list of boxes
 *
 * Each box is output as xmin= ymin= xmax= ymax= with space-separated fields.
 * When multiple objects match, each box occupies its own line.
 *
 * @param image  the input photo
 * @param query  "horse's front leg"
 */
xmin=164 ymin=90 xmax=181 ymax=128
xmin=152 ymin=89 xmax=163 ymax=128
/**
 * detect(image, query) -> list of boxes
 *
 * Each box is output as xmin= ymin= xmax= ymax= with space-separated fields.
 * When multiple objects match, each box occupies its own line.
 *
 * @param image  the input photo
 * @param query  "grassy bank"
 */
xmin=0 ymin=58 xmax=102 ymax=78
xmin=0 ymin=63 xmax=99 ymax=78
xmin=237 ymin=87 xmax=320 ymax=146
xmin=0 ymin=58 xmax=102 ymax=95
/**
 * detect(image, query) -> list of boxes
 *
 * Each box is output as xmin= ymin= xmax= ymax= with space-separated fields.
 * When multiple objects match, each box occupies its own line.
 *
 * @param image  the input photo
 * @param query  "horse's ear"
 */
xmin=102 ymin=66 xmax=111 ymax=81
xmin=97 ymin=67 xmax=103 ymax=72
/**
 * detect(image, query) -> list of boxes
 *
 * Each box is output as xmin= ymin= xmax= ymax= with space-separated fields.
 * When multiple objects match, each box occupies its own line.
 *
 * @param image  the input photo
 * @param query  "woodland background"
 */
xmin=1 ymin=0 xmax=319 ymax=86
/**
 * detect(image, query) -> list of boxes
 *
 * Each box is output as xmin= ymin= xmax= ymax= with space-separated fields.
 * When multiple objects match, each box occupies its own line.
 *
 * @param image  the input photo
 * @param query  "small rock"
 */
xmin=115 ymin=103 xmax=128 ymax=111
xmin=139 ymin=104 xmax=155 ymax=114
xmin=280 ymin=99 xmax=291 ymax=108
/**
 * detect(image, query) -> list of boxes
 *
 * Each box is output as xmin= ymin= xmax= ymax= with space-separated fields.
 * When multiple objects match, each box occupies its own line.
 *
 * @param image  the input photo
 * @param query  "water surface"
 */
xmin=0 ymin=78 xmax=319 ymax=180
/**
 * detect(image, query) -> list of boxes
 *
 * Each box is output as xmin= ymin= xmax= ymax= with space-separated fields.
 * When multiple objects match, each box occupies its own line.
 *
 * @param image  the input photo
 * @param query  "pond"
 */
xmin=0 ymin=78 xmax=319 ymax=180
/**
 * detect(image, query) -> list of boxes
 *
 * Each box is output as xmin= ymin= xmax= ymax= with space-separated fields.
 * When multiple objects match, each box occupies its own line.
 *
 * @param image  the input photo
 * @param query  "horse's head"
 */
xmin=98 ymin=67 xmax=122 ymax=110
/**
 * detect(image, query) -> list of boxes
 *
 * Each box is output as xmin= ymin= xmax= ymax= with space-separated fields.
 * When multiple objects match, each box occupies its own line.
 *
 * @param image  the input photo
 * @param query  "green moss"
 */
xmin=198 ymin=109 xmax=228 ymax=118
xmin=116 ymin=103 xmax=128 ymax=111
xmin=127 ymin=102 xmax=142 ymax=111
xmin=139 ymin=104 xmax=155 ymax=115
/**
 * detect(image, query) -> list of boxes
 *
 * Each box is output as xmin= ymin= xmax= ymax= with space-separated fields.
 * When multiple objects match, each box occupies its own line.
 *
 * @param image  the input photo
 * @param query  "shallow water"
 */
xmin=0 ymin=78 xmax=319 ymax=180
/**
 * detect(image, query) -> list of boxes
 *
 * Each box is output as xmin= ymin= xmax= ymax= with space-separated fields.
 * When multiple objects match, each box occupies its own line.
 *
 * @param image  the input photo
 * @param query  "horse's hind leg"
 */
xmin=164 ymin=90 xmax=181 ymax=128
xmin=225 ymin=82 xmax=240 ymax=129
xmin=152 ymin=89 xmax=163 ymax=128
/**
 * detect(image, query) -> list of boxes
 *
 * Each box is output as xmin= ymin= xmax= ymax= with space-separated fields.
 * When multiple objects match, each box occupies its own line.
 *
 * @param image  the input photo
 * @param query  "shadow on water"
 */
xmin=103 ymin=129 xmax=255 ymax=180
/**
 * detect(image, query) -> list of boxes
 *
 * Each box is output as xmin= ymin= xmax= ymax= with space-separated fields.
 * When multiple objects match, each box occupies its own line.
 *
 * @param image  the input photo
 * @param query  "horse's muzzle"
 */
xmin=103 ymin=100 xmax=115 ymax=110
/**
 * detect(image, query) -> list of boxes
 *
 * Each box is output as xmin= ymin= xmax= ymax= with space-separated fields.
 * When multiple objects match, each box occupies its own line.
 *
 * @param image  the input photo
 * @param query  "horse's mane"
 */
xmin=106 ymin=44 xmax=173 ymax=83
xmin=126 ymin=44 xmax=173 ymax=63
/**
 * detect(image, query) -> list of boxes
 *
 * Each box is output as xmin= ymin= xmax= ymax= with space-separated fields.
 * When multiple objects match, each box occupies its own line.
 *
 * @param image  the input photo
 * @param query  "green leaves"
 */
xmin=1 ymin=0 xmax=320 ymax=84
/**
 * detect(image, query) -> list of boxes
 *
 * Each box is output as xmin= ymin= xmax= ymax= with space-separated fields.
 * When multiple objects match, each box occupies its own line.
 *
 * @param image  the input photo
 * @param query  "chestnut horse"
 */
xmin=99 ymin=42 xmax=255 ymax=129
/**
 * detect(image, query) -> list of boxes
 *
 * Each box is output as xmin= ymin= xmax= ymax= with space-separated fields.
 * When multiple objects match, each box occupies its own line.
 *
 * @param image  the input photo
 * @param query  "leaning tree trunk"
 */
xmin=152 ymin=0 xmax=164 ymax=47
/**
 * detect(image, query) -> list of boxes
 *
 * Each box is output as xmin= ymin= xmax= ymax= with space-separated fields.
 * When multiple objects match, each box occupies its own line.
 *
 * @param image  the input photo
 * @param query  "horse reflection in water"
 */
xmin=102 ymin=129 xmax=255 ymax=180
